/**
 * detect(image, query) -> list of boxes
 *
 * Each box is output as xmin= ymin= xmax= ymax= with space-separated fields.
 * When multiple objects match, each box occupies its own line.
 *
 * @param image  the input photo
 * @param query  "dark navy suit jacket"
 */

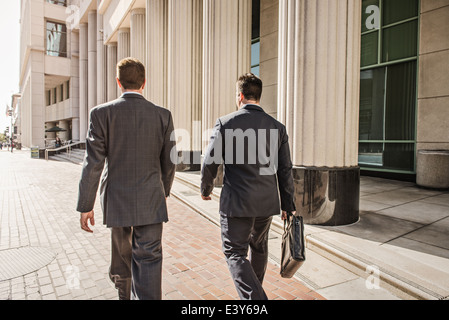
xmin=201 ymin=104 xmax=296 ymax=218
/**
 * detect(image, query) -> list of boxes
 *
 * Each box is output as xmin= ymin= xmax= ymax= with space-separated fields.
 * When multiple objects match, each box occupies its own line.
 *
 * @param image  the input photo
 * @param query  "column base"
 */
xmin=293 ymin=166 xmax=360 ymax=226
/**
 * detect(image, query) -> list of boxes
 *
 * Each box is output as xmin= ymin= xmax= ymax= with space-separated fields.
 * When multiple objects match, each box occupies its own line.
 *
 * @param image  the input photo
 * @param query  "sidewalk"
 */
xmin=173 ymin=169 xmax=449 ymax=300
xmin=0 ymin=150 xmax=324 ymax=301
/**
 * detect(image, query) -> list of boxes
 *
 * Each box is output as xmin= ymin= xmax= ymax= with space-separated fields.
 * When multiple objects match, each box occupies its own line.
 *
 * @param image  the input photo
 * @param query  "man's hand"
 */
xmin=281 ymin=211 xmax=297 ymax=221
xmin=80 ymin=211 xmax=95 ymax=233
xmin=201 ymin=195 xmax=212 ymax=201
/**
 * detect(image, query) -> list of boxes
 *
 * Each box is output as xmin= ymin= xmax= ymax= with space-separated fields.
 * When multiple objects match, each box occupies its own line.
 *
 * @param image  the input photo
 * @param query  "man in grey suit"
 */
xmin=77 ymin=58 xmax=176 ymax=300
xmin=201 ymin=73 xmax=296 ymax=300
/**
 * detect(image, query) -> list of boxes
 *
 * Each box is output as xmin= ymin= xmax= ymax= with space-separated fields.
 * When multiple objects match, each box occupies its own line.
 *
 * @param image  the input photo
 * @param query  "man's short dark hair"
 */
xmin=237 ymin=73 xmax=263 ymax=101
xmin=117 ymin=57 xmax=146 ymax=90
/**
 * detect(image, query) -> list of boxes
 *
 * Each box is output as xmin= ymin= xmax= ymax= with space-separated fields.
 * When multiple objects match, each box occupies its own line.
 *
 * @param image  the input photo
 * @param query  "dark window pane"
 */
xmin=383 ymin=143 xmax=415 ymax=172
xmin=362 ymin=0 xmax=379 ymax=33
xmin=46 ymin=90 xmax=51 ymax=106
xmin=46 ymin=0 xmax=67 ymax=6
xmin=60 ymin=84 xmax=64 ymax=101
xmin=382 ymin=20 xmax=418 ymax=62
xmin=385 ymin=61 xmax=417 ymax=141
xmin=252 ymin=0 xmax=260 ymax=40
xmin=359 ymin=68 xmax=386 ymax=141
xmin=46 ymin=21 xmax=67 ymax=57
xmin=359 ymin=142 xmax=384 ymax=166
xmin=358 ymin=143 xmax=415 ymax=172
xmin=361 ymin=32 xmax=378 ymax=67
xmin=383 ymin=0 xmax=418 ymax=26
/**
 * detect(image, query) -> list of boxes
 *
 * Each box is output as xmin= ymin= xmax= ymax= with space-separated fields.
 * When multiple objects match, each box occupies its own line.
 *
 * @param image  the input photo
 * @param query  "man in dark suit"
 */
xmin=77 ymin=58 xmax=176 ymax=300
xmin=201 ymin=73 xmax=296 ymax=300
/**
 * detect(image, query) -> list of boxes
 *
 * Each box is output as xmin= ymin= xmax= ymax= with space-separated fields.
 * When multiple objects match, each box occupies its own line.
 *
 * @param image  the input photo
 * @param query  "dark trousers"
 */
xmin=220 ymin=214 xmax=273 ymax=300
xmin=109 ymin=224 xmax=163 ymax=300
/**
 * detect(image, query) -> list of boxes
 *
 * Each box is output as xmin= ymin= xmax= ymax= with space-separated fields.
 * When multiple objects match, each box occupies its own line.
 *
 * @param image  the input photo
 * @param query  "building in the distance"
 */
xmin=19 ymin=0 xmax=80 ymax=148
xmin=17 ymin=0 xmax=449 ymax=225
xmin=10 ymin=93 xmax=22 ymax=149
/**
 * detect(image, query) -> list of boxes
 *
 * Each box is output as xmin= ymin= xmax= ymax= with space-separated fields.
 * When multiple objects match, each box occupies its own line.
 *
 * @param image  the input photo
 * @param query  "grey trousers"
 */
xmin=220 ymin=214 xmax=273 ymax=300
xmin=109 ymin=223 xmax=163 ymax=300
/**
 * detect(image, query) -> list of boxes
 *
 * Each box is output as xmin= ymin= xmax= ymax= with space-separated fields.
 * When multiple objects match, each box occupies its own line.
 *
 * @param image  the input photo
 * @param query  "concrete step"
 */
xmin=50 ymin=149 xmax=85 ymax=165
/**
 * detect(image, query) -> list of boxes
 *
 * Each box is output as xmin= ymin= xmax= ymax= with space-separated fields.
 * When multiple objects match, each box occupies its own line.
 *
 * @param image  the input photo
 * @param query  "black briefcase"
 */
xmin=280 ymin=212 xmax=306 ymax=278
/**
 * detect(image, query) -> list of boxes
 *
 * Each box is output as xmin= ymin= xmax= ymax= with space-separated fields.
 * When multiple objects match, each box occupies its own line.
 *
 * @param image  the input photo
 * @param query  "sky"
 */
xmin=0 ymin=1 xmax=20 ymax=132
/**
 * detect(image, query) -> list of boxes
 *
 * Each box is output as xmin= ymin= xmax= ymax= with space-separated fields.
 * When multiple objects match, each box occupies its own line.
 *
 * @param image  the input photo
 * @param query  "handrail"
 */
xmin=45 ymin=141 xmax=85 ymax=161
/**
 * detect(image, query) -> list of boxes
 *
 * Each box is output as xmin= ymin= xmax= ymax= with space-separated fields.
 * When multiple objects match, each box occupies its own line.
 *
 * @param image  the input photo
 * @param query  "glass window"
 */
xmin=252 ymin=0 xmax=260 ymax=40
xmin=251 ymin=0 xmax=260 ymax=76
xmin=359 ymin=0 xmax=418 ymax=174
xmin=46 ymin=0 xmax=67 ymax=7
xmin=361 ymin=32 xmax=379 ymax=68
xmin=46 ymin=21 xmax=67 ymax=58
xmin=383 ymin=0 xmax=418 ymax=26
xmin=251 ymin=41 xmax=260 ymax=68
xmin=46 ymin=90 xmax=51 ymax=106
xmin=382 ymin=20 xmax=418 ymax=62
xmin=359 ymin=68 xmax=386 ymax=141
xmin=66 ymin=80 xmax=70 ymax=99
xmin=359 ymin=142 xmax=415 ymax=172
xmin=384 ymin=62 xmax=416 ymax=141
xmin=60 ymin=84 xmax=64 ymax=101
xmin=358 ymin=142 xmax=384 ymax=167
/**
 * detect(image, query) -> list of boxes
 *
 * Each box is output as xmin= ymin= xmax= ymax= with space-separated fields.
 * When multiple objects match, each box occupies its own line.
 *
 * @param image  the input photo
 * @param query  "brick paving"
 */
xmin=0 ymin=149 xmax=324 ymax=301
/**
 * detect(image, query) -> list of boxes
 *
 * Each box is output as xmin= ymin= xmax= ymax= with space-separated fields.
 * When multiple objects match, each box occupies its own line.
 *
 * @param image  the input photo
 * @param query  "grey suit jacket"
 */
xmin=76 ymin=93 xmax=176 ymax=228
xmin=201 ymin=104 xmax=296 ymax=218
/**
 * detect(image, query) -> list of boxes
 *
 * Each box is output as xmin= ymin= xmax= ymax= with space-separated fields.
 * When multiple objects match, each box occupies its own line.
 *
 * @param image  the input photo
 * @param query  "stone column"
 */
xmin=79 ymin=23 xmax=88 ymax=141
xmin=202 ymin=0 xmax=252 ymax=150
xmin=277 ymin=0 xmax=362 ymax=226
xmin=107 ymin=43 xmax=118 ymax=101
xmin=130 ymin=8 xmax=146 ymax=65
xmin=88 ymin=11 xmax=97 ymax=113
xmin=117 ymin=27 xmax=130 ymax=97
xmin=146 ymin=0 xmax=168 ymax=106
xmin=58 ymin=120 xmax=69 ymax=141
xmin=117 ymin=28 xmax=130 ymax=62
xmin=72 ymin=118 xmax=80 ymax=142
xmin=167 ymin=0 xmax=202 ymax=171
xmin=97 ymin=10 xmax=107 ymax=105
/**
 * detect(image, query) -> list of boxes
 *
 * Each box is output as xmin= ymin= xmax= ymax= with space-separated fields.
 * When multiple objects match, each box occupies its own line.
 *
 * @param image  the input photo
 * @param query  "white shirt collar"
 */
xmin=122 ymin=91 xmax=143 ymax=96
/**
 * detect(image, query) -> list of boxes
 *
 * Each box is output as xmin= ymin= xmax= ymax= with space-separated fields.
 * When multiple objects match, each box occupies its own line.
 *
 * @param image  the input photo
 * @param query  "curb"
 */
xmin=305 ymin=235 xmax=441 ymax=300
